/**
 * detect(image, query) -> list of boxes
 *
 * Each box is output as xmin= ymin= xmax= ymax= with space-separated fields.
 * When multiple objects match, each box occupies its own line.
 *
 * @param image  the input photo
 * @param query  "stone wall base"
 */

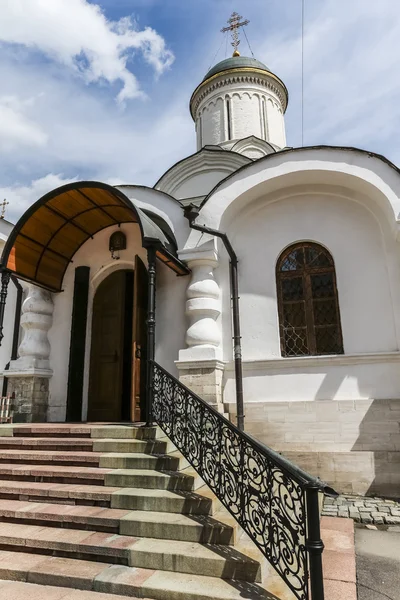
xmin=281 ymin=450 xmax=399 ymax=498
xmin=227 ymin=398 xmax=400 ymax=498
xmin=6 ymin=376 xmax=50 ymax=423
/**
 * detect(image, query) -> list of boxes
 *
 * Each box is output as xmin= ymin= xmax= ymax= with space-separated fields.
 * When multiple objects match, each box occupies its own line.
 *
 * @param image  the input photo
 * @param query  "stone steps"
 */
xmin=104 ymin=468 xmax=203 ymax=491
xmin=110 ymin=487 xmax=219 ymax=515
xmin=0 ymin=552 xmax=271 ymax=599
xmin=0 ymin=449 xmax=101 ymax=467
xmin=92 ymin=439 xmax=177 ymax=455
xmin=0 ymin=423 xmax=275 ymax=599
xmin=99 ymin=452 xmax=187 ymax=471
xmin=12 ymin=426 xmax=92 ymax=438
xmin=0 ymin=479 xmax=119 ymax=505
xmin=0 ymin=522 xmax=257 ymax=582
xmin=119 ymin=510 xmax=235 ymax=544
xmin=0 ymin=499 xmax=132 ymax=532
xmin=89 ymin=426 xmax=166 ymax=440
xmin=0 ymin=580 xmax=146 ymax=600
xmin=0 ymin=499 xmax=234 ymax=544
xmin=0 ymin=463 xmax=111 ymax=485
xmin=0 ymin=479 xmax=220 ymax=514
xmin=0 ymin=522 xmax=136 ymax=563
xmin=0 ymin=437 xmax=94 ymax=451
xmin=127 ymin=538 xmax=261 ymax=582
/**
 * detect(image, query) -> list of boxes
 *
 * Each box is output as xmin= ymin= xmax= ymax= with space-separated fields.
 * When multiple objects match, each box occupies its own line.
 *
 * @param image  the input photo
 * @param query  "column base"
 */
xmin=176 ymin=358 xmax=225 ymax=410
xmin=5 ymin=371 xmax=52 ymax=423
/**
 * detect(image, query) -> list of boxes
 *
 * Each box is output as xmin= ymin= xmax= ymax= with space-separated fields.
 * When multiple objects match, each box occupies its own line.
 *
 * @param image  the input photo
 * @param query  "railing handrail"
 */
xmin=152 ymin=360 xmax=332 ymax=599
xmin=151 ymin=360 xmax=335 ymax=493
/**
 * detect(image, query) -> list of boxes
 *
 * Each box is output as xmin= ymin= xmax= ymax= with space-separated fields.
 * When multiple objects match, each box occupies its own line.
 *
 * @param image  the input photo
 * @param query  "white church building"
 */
xmin=0 ymin=50 xmax=399 ymax=498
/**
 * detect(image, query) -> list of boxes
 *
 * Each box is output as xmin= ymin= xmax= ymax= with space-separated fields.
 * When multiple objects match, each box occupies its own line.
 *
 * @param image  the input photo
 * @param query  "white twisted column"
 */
xmin=7 ymin=284 xmax=54 ymax=422
xmin=179 ymin=246 xmax=221 ymax=361
xmin=186 ymin=258 xmax=221 ymax=348
xmin=15 ymin=284 xmax=54 ymax=371
xmin=177 ymin=244 xmax=224 ymax=407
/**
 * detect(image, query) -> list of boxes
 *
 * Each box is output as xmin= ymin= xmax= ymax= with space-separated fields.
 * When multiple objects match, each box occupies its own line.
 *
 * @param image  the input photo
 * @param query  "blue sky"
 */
xmin=1 ymin=0 xmax=400 ymax=222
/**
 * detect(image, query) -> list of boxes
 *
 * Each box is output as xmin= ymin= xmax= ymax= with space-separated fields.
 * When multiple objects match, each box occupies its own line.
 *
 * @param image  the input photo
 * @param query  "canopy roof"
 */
xmin=1 ymin=181 xmax=189 ymax=292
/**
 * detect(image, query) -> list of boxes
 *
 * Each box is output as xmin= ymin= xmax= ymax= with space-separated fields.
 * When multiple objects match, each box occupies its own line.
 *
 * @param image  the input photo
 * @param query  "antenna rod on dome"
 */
xmin=221 ymin=11 xmax=249 ymax=56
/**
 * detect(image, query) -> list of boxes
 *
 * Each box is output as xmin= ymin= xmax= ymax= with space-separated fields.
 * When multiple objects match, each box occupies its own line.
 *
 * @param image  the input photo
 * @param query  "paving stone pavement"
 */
xmin=322 ymin=495 xmax=400 ymax=525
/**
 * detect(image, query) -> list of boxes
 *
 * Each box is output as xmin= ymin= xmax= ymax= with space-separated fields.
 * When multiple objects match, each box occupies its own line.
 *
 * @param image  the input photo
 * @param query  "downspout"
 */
xmin=145 ymin=246 xmax=157 ymax=426
xmin=184 ymin=205 xmax=245 ymax=431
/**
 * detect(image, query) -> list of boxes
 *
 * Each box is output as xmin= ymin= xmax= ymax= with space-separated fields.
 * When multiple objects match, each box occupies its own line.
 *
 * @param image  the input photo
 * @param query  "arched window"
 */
xmin=276 ymin=242 xmax=344 ymax=357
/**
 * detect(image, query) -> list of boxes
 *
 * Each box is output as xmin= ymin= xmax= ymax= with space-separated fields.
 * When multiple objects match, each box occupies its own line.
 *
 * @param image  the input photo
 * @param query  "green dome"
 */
xmin=203 ymin=56 xmax=270 ymax=81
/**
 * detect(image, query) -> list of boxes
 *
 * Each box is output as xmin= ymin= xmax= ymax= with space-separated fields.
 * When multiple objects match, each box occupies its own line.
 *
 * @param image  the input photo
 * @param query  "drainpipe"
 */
xmin=145 ymin=246 xmax=157 ymax=426
xmin=0 ymin=269 xmax=11 ymax=348
xmin=184 ymin=205 xmax=244 ymax=431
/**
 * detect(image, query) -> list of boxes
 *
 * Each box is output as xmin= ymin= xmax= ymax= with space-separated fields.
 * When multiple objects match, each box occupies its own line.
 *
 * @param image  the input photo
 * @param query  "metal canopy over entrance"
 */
xmin=0 ymin=181 xmax=189 ymax=292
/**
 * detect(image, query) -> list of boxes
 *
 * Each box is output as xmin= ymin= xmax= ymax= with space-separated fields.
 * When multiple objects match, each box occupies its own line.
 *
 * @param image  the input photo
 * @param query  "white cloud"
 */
xmin=0 ymin=174 xmax=78 ymax=223
xmin=0 ymin=96 xmax=47 ymax=150
xmin=0 ymin=0 xmax=174 ymax=102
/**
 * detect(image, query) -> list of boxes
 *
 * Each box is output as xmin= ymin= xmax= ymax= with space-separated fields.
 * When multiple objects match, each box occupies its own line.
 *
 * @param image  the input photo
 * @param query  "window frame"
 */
xmin=276 ymin=241 xmax=344 ymax=357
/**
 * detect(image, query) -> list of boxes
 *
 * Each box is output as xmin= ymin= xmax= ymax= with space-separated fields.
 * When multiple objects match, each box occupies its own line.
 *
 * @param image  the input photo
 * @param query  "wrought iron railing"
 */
xmin=151 ymin=361 xmax=335 ymax=600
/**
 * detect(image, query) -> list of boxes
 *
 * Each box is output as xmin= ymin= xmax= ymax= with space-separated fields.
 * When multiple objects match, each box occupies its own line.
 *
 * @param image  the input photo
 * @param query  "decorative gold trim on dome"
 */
xmin=189 ymin=67 xmax=289 ymax=120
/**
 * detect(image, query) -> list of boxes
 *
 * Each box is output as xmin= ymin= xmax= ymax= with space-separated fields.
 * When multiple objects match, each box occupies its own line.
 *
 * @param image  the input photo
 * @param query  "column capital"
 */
xmin=178 ymin=239 xmax=218 ymax=267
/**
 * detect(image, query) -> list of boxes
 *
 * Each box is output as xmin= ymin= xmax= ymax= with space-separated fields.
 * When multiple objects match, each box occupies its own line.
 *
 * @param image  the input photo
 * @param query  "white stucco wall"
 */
xmin=48 ymin=222 xmax=187 ymax=421
xmin=222 ymin=192 xmax=398 ymax=359
xmin=187 ymin=148 xmax=400 ymax=403
xmin=219 ymin=191 xmax=400 ymax=401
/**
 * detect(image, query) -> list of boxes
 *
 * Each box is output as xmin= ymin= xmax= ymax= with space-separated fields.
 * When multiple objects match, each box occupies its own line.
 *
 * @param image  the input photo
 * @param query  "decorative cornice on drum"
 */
xmin=190 ymin=67 xmax=289 ymax=121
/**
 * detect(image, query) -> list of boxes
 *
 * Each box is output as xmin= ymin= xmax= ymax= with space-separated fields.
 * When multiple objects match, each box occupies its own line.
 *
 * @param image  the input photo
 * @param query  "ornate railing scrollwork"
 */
xmin=152 ymin=361 xmax=334 ymax=600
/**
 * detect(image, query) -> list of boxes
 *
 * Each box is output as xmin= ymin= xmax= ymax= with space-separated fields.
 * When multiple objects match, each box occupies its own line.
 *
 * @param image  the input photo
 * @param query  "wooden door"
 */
xmin=88 ymin=271 xmax=126 ymax=421
xmin=131 ymin=256 xmax=148 ymax=421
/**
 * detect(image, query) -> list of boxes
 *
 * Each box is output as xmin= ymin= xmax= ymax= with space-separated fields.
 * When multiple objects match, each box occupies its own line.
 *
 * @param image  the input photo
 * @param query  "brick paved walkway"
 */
xmin=323 ymin=495 xmax=400 ymax=525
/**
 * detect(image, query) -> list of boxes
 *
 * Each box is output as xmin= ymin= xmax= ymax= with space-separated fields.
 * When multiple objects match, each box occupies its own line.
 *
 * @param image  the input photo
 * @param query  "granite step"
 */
xmin=119 ymin=510 xmax=235 ymax=545
xmin=110 ymin=487 xmax=218 ymax=515
xmin=104 ymin=468 xmax=204 ymax=491
xmin=99 ymin=452 xmax=188 ymax=471
xmin=0 ymin=499 xmax=132 ymax=532
xmin=0 ymin=480 xmax=119 ymax=505
xmin=93 ymin=439 xmax=176 ymax=455
xmin=89 ymin=426 xmax=166 ymax=441
xmin=13 ymin=426 xmax=92 ymax=439
xmin=0 ymin=437 xmax=94 ymax=451
xmin=0 ymin=450 xmax=101 ymax=467
xmin=0 ymin=464 xmax=111 ymax=485
xmin=0 ymin=551 xmax=272 ymax=598
xmin=0 ymin=522 xmax=137 ymax=563
xmin=0 ymin=480 xmax=218 ymax=515
xmin=0 ymin=580 xmax=150 ymax=600
xmin=127 ymin=538 xmax=261 ymax=582
xmin=0 ymin=501 xmax=258 ymax=582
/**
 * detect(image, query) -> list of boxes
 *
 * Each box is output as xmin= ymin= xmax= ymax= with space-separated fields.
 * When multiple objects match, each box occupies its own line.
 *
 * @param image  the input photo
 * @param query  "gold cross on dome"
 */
xmin=221 ymin=11 xmax=250 ymax=56
xmin=0 ymin=199 xmax=9 ymax=220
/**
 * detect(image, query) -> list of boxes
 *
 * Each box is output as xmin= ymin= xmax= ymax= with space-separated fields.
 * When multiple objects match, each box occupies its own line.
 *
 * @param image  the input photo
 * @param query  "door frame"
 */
xmin=67 ymin=246 xmax=157 ymax=424
xmin=87 ymin=268 xmax=129 ymax=422
xmin=80 ymin=260 xmax=142 ymax=422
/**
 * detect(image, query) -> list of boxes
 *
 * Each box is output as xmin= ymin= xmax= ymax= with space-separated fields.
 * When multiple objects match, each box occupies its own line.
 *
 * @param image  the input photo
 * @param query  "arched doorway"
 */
xmin=87 ymin=257 xmax=148 ymax=422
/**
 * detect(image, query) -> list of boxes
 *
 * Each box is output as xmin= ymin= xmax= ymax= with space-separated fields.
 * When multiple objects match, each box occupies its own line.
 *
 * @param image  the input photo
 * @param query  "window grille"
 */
xmin=276 ymin=242 xmax=344 ymax=357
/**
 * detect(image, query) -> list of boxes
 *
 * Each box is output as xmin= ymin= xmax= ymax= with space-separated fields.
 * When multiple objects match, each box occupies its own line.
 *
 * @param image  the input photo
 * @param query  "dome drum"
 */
xmin=190 ymin=57 xmax=288 ymax=152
